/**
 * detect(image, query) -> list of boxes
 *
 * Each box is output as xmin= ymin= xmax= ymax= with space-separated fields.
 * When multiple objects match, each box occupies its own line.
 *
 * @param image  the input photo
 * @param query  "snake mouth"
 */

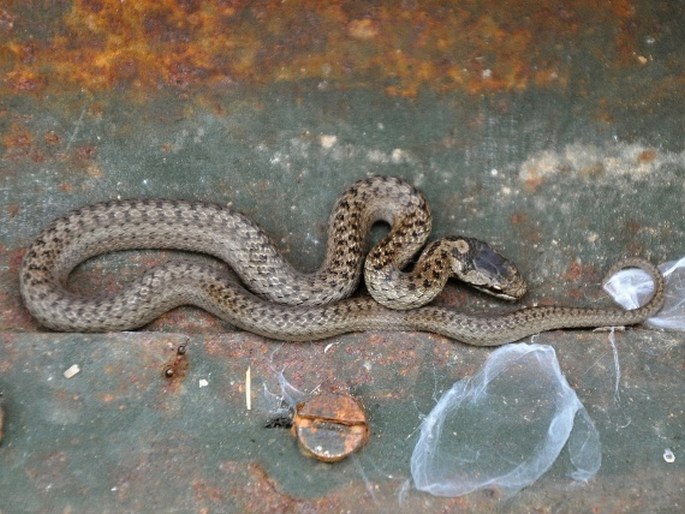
xmin=472 ymin=284 xmax=521 ymax=302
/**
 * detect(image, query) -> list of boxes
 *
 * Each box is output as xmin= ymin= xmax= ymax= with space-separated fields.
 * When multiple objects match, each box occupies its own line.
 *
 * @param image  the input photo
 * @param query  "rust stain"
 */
xmin=0 ymin=1 xmax=655 ymax=98
xmin=76 ymin=145 xmax=98 ymax=160
xmin=521 ymin=168 xmax=545 ymax=192
xmin=2 ymin=123 xmax=33 ymax=157
xmin=6 ymin=204 xmax=20 ymax=217
xmin=637 ymin=148 xmax=657 ymax=164
xmin=510 ymin=212 xmax=528 ymax=225
xmin=562 ymin=260 xmax=598 ymax=301
xmin=510 ymin=211 xmax=542 ymax=245
xmin=624 ymin=219 xmax=642 ymax=237
xmin=44 ymin=131 xmax=61 ymax=146
xmin=7 ymin=247 xmax=24 ymax=273
xmin=192 ymin=479 xmax=225 ymax=505
xmin=563 ymin=260 xmax=589 ymax=282
xmin=218 ymin=461 xmax=336 ymax=512
xmin=347 ymin=18 xmax=379 ymax=40
xmin=162 ymin=341 xmax=189 ymax=384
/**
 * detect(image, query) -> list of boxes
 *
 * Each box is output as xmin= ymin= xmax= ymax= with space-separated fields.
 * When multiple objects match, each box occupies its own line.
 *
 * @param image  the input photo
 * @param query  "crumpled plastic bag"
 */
xmin=604 ymin=257 xmax=685 ymax=331
xmin=410 ymin=343 xmax=601 ymax=498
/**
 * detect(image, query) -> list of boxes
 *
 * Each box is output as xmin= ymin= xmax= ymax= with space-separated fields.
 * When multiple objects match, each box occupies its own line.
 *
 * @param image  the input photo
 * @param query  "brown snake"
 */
xmin=20 ymin=176 xmax=664 ymax=345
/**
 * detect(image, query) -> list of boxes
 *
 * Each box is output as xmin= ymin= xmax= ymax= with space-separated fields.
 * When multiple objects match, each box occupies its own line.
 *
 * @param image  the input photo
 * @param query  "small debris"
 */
xmin=291 ymin=390 xmax=370 ymax=463
xmin=663 ymin=448 xmax=675 ymax=464
xmin=198 ymin=379 xmax=209 ymax=388
xmin=0 ymin=394 xmax=4 ymax=444
xmin=63 ymin=364 xmax=80 ymax=379
xmin=319 ymin=134 xmax=337 ymax=149
xmin=245 ymin=366 xmax=252 ymax=411
xmin=264 ymin=415 xmax=293 ymax=429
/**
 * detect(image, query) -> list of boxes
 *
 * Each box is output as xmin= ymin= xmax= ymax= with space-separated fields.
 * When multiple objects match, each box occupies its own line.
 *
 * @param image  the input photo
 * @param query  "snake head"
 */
xmin=445 ymin=236 xmax=527 ymax=301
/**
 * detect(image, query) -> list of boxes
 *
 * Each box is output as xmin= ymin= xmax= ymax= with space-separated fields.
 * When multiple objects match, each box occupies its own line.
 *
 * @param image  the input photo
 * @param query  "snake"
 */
xmin=19 ymin=176 xmax=665 ymax=346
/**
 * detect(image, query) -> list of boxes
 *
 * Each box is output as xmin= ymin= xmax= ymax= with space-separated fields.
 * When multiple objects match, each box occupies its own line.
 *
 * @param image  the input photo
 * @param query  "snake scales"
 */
xmin=20 ymin=176 xmax=664 ymax=345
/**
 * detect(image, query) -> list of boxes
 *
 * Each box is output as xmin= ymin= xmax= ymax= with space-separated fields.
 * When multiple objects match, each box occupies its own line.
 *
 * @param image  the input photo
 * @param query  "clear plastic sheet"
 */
xmin=410 ymin=343 xmax=601 ymax=498
xmin=604 ymin=258 xmax=685 ymax=331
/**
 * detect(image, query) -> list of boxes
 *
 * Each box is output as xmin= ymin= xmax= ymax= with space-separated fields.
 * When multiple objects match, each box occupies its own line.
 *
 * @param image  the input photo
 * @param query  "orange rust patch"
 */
xmin=3 ymin=124 xmax=33 ymax=150
xmin=0 ymin=1 xmax=650 ymax=98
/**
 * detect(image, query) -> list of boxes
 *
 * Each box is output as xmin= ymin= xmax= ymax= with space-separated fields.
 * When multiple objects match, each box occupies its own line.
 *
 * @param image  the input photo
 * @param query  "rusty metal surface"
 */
xmin=0 ymin=330 xmax=683 ymax=513
xmin=1 ymin=1 xmax=684 ymax=512
xmin=1 ymin=1 xmax=682 ymax=102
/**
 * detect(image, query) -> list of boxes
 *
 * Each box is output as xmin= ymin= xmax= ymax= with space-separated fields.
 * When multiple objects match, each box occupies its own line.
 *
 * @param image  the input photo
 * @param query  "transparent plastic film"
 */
xmin=604 ymin=257 xmax=685 ymax=330
xmin=410 ymin=344 xmax=601 ymax=498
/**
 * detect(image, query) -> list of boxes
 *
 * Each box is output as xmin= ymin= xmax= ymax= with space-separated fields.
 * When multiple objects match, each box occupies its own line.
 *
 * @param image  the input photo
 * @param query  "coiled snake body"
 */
xmin=20 ymin=176 xmax=664 ymax=345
